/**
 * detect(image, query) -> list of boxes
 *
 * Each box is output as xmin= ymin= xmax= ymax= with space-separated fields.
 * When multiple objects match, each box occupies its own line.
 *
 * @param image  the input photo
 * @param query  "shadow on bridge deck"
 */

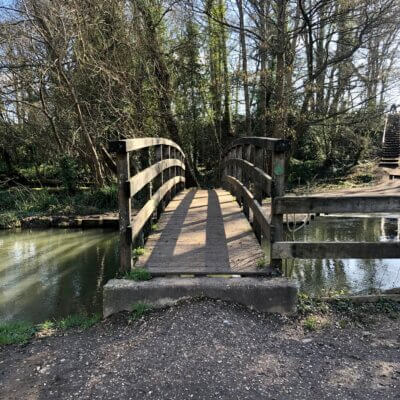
xmin=136 ymin=188 xmax=265 ymax=274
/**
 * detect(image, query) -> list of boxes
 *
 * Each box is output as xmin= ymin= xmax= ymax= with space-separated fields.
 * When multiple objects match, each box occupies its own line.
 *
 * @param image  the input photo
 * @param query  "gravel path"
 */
xmin=1 ymin=300 xmax=399 ymax=400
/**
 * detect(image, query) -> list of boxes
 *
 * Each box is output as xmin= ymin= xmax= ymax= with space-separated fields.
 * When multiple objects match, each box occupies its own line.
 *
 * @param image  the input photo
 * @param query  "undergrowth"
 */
xmin=124 ymin=268 xmax=152 ymax=282
xmin=131 ymin=303 xmax=153 ymax=321
xmin=0 ymin=313 xmax=101 ymax=346
xmin=0 ymin=185 xmax=117 ymax=227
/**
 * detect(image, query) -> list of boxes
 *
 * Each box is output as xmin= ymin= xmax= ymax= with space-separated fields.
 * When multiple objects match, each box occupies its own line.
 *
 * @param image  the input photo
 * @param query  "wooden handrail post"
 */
xmin=163 ymin=145 xmax=171 ymax=205
xmin=155 ymin=144 xmax=164 ymax=218
xmin=253 ymin=146 xmax=264 ymax=243
xmin=270 ymin=147 xmax=286 ymax=272
xmin=242 ymin=144 xmax=252 ymax=219
xmin=116 ymin=151 xmax=132 ymax=273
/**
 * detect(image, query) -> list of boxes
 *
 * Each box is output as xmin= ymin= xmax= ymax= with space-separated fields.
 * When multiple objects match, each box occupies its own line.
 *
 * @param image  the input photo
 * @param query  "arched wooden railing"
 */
xmin=110 ymin=138 xmax=186 ymax=272
xmin=222 ymin=137 xmax=290 ymax=271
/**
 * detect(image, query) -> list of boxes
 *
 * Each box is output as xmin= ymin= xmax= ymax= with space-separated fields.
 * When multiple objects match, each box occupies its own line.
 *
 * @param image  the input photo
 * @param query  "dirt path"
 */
xmin=1 ymin=300 xmax=399 ymax=400
xmin=311 ymin=177 xmax=400 ymax=197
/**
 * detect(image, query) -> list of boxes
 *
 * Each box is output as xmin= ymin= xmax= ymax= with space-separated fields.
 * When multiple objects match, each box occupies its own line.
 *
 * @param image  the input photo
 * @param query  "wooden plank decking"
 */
xmin=136 ymin=189 xmax=265 ymax=274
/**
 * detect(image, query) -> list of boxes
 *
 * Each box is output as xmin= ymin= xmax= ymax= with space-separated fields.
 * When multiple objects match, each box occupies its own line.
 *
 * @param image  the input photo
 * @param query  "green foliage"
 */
xmin=0 ymin=211 xmax=20 ymax=228
xmin=151 ymin=223 xmax=158 ymax=231
xmin=125 ymin=268 xmax=152 ymax=282
xmin=0 ymin=185 xmax=117 ymax=222
xmin=0 ymin=314 xmax=102 ymax=346
xmin=0 ymin=322 xmax=35 ymax=345
xmin=57 ymin=314 xmax=101 ymax=330
xmin=133 ymin=247 xmax=145 ymax=258
xmin=131 ymin=302 xmax=152 ymax=320
xmin=37 ymin=320 xmax=55 ymax=332
xmin=287 ymin=159 xmax=324 ymax=187
xmin=297 ymin=293 xmax=329 ymax=316
xmin=256 ymin=257 xmax=268 ymax=269
xmin=302 ymin=316 xmax=319 ymax=332
xmin=0 ymin=322 xmax=36 ymax=345
xmin=58 ymin=156 xmax=79 ymax=193
xmin=354 ymin=174 xmax=374 ymax=184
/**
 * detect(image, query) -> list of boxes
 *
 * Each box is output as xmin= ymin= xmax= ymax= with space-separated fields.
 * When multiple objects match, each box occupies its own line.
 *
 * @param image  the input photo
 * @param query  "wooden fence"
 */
xmin=110 ymin=138 xmax=186 ymax=272
xmin=221 ymin=136 xmax=291 ymax=270
xmin=222 ymin=137 xmax=400 ymax=271
xmin=272 ymin=195 xmax=400 ymax=259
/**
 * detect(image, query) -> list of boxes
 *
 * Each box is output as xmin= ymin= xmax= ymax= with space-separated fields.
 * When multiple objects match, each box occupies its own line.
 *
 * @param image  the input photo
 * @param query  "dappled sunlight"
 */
xmin=0 ymin=229 xmax=118 ymax=323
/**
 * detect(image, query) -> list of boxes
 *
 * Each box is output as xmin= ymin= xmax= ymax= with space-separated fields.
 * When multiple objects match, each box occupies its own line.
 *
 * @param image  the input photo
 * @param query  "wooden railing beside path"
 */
xmin=111 ymin=135 xmax=400 ymax=276
xmin=272 ymin=194 xmax=400 ymax=259
xmin=110 ymin=138 xmax=186 ymax=272
xmin=221 ymin=136 xmax=290 ymax=270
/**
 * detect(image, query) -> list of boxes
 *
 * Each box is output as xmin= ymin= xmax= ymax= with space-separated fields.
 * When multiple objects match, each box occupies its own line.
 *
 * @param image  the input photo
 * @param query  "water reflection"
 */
xmin=0 ymin=229 xmax=118 ymax=323
xmin=264 ymin=216 xmax=400 ymax=295
xmin=380 ymin=217 xmax=400 ymax=241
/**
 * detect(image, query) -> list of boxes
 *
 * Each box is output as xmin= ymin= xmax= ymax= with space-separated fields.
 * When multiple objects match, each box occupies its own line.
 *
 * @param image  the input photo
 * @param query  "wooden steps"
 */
xmin=380 ymin=114 xmax=400 ymax=168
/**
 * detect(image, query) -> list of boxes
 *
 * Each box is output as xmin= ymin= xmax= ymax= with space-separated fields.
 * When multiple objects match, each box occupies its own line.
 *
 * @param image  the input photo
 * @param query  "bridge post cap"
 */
xmin=274 ymin=139 xmax=291 ymax=153
xmin=109 ymin=140 xmax=127 ymax=153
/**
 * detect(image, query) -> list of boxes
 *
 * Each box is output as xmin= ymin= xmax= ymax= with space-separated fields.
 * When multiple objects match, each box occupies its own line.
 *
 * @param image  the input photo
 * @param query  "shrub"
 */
xmin=58 ymin=156 xmax=79 ymax=193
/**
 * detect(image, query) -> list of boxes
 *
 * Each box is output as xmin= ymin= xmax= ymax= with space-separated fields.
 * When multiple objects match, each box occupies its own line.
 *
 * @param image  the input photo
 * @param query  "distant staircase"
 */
xmin=379 ymin=113 xmax=400 ymax=168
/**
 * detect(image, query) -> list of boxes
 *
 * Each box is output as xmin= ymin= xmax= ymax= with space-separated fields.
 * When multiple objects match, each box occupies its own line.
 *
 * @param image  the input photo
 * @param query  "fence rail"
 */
xmin=222 ymin=136 xmax=290 ymax=270
xmin=110 ymin=138 xmax=186 ymax=272
xmin=274 ymin=195 xmax=400 ymax=214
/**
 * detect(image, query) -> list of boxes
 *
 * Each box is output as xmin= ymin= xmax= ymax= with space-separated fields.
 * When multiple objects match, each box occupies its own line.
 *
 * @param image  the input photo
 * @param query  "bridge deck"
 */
xmin=136 ymin=189 xmax=265 ymax=274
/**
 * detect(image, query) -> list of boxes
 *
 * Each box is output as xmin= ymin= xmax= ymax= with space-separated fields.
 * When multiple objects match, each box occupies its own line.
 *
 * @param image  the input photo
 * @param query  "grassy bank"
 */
xmin=2 ymin=296 xmax=399 ymax=346
xmin=0 ymin=314 xmax=102 ymax=345
xmin=0 ymin=185 xmax=117 ymax=228
xmin=287 ymin=159 xmax=383 ymax=193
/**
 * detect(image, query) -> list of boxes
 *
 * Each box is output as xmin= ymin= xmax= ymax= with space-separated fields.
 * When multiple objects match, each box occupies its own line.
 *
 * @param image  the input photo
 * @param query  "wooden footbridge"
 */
xmin=110 ymin=137 xmax=400 ymax=276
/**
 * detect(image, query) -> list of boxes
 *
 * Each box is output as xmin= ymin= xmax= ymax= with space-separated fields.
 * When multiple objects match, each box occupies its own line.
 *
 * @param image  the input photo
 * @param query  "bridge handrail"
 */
xmin=110 ymin=137 xmax=185 ymax=157
xmin=224 ymin=136 xmax=290 ymax=154
xmin=271 ymin=194 xmax=400 ymax=260
xmin=223 ymin=158 xmax=272 ymax=197
xmin=110 ymin=137 xmax=186 ymax=272
xmin=223 ymin=175 xmax=271 ymax=239
xmin=221 ymin=137 xmax=290 ymax=270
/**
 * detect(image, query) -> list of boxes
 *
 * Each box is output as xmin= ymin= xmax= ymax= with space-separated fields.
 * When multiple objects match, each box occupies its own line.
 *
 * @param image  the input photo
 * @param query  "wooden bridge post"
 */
xmin=163 ymin=145 xmax=171 ymax=205
xmin=236 ymin=145 xmax=243 ymax=206
xmin=270 ymin=145 xmax=287 ymax=272
xmin=242 ymin=144 xmax=252 ymax=219
xmin=116 ymin=151 xmax=132 ymax=273
xmin=155 ymin=144 xmax=164 ymax=218
xmin=253 ymin=146 xmax=264 ymax=243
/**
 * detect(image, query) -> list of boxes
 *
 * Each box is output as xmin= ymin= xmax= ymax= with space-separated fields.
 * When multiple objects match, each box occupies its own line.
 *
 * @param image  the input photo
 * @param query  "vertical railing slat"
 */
xmin=116 ymin=152 xmax=132 ymax=273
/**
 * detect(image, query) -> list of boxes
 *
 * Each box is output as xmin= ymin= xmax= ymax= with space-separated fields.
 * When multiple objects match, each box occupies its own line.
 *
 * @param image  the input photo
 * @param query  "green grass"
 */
xmin=256 ymin=257 xmax=268 ymax=269
xmin=0 ymin=322 xmax=36 ymax=345
xmin=302 ymin=316 xmax=319 ymax=332
xmin=0 ymin=185 xmax=117 ymax=223
xmin=131 ymin=302 xmax=152 ymax=320
xmin=151 ymin=223 xmax=158 ymax=231
xmin=0 ymin=313 xmax=102 ymax=346
xmin=125 ymin=268 xmax=152 ymax=282
xmin=57 ymin=314 xmax=101 ymax=330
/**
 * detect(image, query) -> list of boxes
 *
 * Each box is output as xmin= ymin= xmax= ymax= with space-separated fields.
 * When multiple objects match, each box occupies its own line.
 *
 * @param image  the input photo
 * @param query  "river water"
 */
xmin=0 ymin=229 xmax=118 ymax=323
xmin=277 ymin=215 xmax=400 ymax=296
xmin=1 ymin=215 xmax=400 ymax=324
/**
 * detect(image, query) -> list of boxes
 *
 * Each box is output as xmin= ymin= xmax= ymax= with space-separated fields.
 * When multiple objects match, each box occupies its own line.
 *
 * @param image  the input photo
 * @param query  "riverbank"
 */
xmin=1 ymin=298 xmax=399 ymax=399
xmin=0 ymin=186 xmax=118 ymax=229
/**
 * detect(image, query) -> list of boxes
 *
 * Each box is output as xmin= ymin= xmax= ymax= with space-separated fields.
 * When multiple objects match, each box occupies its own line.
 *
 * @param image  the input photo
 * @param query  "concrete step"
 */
xmin=103 ymin=277 xmax=298 ymax=317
